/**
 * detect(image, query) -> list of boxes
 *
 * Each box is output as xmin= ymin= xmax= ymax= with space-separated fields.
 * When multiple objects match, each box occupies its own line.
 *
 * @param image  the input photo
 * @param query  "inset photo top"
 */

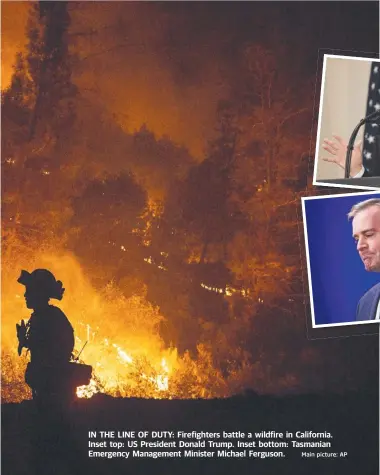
xmin=314 ymin=55 xmax=380 ymax=190
xmin=302 ymin=192 xmax=380 ymax=327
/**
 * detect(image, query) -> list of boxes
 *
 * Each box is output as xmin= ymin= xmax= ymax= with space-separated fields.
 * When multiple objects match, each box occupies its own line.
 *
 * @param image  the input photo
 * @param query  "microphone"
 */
xmin=345 ymin=109 xmax=380 ymax=178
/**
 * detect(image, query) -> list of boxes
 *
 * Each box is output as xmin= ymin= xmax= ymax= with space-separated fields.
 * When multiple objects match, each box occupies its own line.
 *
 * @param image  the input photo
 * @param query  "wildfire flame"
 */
xmin=75 ymin=334 xmax=171 ymax=398
xmin=76 ymin=378 xmax=98 ymax=398
xmin=2 ymin=248 xmax=245 ymax=402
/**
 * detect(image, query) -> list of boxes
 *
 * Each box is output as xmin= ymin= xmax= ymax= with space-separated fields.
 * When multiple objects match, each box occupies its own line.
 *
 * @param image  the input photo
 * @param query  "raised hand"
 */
xmin=322 ymin=134 xmax=363 ymax=177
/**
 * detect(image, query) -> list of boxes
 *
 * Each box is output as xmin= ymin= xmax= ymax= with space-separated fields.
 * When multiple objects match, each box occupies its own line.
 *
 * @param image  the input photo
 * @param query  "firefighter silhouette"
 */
xmin=16 ymin=269 xmax=75 ymax=404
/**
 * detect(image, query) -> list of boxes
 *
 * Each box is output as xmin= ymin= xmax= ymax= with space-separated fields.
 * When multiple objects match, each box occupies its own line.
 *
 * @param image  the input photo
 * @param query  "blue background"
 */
xmin=304 ymin=193 xmax=380 ymax=325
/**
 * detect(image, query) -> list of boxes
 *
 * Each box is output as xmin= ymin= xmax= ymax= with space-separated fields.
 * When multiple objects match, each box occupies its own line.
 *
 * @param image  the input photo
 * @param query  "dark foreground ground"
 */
xmin=2 ymin=388 xmax=379 ymax=475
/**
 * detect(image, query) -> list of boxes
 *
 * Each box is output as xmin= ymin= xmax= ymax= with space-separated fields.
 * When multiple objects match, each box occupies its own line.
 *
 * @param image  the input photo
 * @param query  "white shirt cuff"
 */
xmin=351 ymin=166 xmax=365 ymax=178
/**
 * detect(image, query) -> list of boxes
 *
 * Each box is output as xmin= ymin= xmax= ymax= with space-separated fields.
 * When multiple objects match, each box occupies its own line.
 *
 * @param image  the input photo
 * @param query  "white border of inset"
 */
xmin=313 ymin=54 xmax=380 ymax=191
xmin=302 ymin=190 xmax=380 ymax=328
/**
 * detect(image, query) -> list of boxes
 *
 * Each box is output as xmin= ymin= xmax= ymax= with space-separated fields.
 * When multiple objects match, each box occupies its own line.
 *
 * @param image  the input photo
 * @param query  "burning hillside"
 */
xmin=2 ymin=1 xmax=378 ymax=406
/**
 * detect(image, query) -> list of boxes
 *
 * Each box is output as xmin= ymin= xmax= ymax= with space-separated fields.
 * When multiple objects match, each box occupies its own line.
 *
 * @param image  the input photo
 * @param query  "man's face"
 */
xmin=352 ymin=205 xmax=380 ymax=272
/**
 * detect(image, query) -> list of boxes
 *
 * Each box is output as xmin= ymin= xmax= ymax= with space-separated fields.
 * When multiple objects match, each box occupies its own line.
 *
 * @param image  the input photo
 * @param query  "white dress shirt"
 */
xmin=352 ymin=166 xmax=365 ymax=178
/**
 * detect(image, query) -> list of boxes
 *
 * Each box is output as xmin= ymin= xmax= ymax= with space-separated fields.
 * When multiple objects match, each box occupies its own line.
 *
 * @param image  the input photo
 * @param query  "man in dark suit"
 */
xmin=349 ymin=198 xmax=380 ymax=320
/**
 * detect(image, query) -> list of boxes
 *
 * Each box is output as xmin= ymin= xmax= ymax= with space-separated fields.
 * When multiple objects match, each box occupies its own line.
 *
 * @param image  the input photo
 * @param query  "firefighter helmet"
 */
xmin=17 ymin=269 xmax=65 ymax=300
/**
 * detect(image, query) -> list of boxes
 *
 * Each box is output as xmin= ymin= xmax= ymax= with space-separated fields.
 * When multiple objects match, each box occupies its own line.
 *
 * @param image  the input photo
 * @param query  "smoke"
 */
xmin=3 ymin=2 xmax=377 ymax=159
xmin=1 ymin=2 xmax=228 ymax=159
xmin=70 ymin=3 xmax=232 ymax=159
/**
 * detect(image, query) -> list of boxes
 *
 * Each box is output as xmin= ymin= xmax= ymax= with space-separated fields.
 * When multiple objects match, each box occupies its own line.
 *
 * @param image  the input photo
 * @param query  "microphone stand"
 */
xmin=345 ymin=110 xmax=380 ymax=178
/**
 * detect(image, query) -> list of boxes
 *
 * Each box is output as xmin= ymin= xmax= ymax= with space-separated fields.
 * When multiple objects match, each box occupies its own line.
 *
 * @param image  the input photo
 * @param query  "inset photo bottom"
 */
xmin=302 ymin=191 xmax=380 ymax=327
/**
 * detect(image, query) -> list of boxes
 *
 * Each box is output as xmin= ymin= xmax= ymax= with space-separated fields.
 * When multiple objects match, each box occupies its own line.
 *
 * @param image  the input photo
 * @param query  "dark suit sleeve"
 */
xmin=363 ymin=168 xmax=372 ymax=177
xmin=355 ymin=297 xmax=362 ymax=321
xmin=355 ymin=285 xmax=379 ymax=321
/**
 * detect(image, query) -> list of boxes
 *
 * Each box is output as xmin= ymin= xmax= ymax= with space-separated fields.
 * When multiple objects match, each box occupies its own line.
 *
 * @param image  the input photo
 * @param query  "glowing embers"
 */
xmin=76 ymin=377 xmax=99 ymax=398
xmin=200 ymin=283 xmax=250 ymax=297
xmin=201 ymin=282 xmax=224 ymax=294
xmin=143 ymin=255 xmax=167 ymax=271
